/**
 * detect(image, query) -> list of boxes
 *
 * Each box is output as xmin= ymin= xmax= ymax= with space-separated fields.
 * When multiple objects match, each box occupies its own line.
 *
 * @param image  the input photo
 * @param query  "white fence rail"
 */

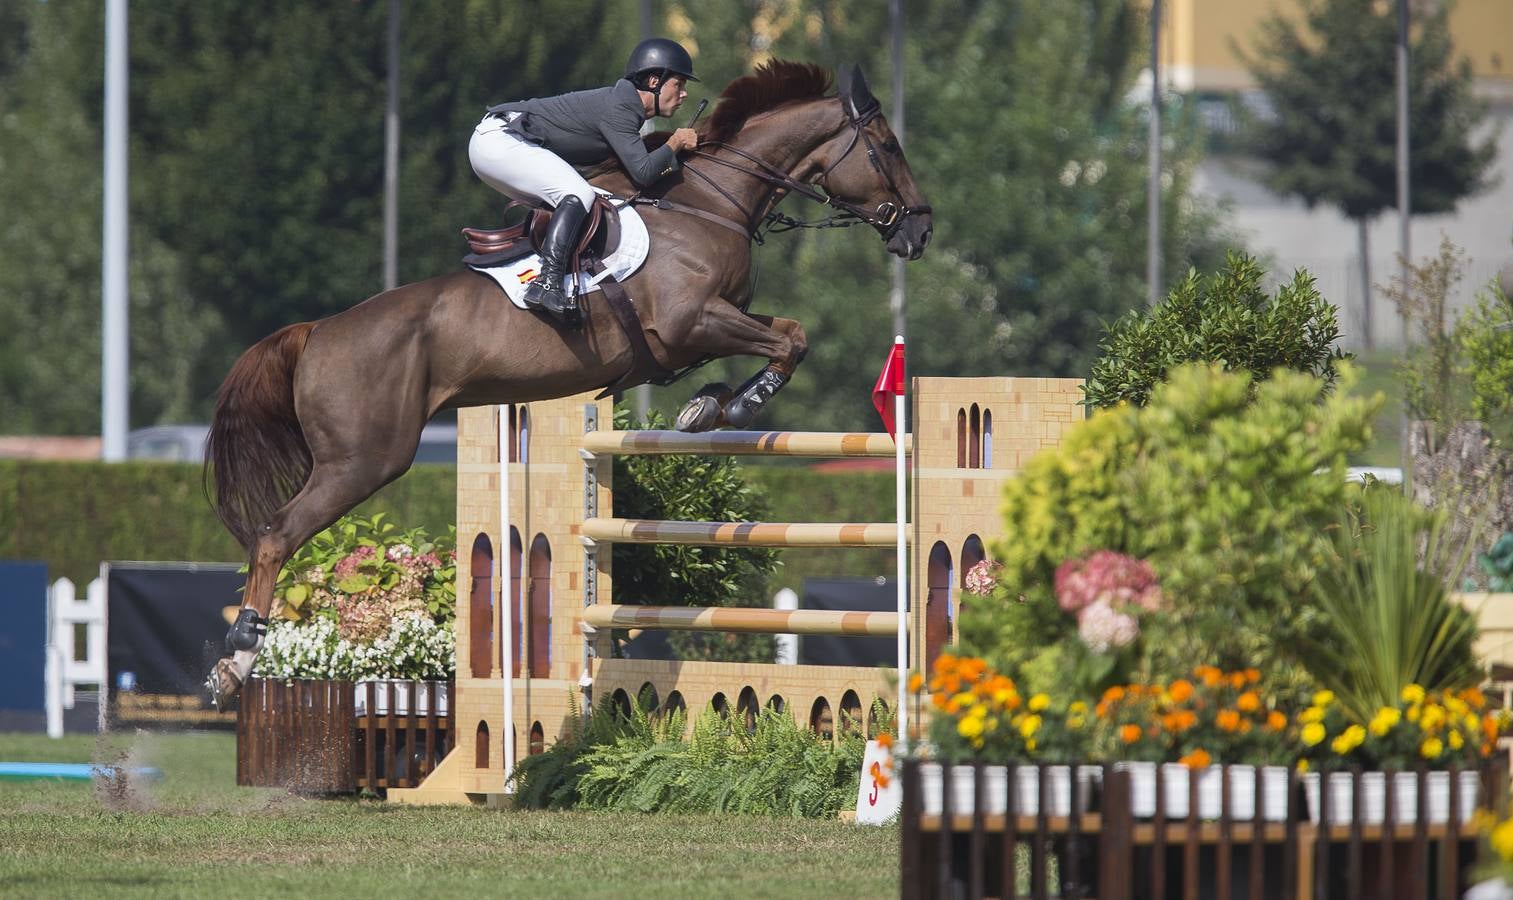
xmin=45 ymin=576 xmax=105 ymax=738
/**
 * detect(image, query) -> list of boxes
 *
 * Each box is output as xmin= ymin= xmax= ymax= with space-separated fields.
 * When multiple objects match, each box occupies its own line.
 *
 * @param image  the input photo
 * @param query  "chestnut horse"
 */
xmin=204 ymin=61 xmax=932 ymax=704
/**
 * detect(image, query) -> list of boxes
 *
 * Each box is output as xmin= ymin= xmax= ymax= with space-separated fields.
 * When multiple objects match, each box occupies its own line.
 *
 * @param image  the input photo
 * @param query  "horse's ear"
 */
xmin=838 ymin=64 xmax=879 ymax=120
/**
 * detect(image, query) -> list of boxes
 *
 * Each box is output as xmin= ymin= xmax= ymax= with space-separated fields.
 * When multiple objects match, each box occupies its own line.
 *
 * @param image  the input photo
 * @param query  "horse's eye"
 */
xmin=881 ymin=138 xmax=900 ymax=154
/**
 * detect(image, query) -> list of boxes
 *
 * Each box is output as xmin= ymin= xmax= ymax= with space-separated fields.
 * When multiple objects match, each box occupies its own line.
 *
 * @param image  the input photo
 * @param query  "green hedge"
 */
xmin=1 ymin=461 xmax=902 ymax=590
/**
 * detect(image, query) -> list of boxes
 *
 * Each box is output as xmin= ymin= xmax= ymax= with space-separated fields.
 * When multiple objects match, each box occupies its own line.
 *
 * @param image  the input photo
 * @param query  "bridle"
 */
xmin=631 ymin=97 xmax=931 ymax=244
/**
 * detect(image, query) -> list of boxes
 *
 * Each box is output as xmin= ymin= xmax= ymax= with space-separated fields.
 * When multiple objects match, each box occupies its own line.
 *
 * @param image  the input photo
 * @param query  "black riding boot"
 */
xmin=523 ymin=195 xmax=587 ymax=328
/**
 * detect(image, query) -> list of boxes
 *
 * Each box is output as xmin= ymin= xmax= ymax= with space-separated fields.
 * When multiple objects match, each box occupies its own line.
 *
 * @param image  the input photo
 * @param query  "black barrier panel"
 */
xmin=798 ymin=576 xmax=902 ymax=667
xmin=0 ymin=561 xmax=48 ymax=730
xmin=106 ymin=562 xmax=243 ymax=699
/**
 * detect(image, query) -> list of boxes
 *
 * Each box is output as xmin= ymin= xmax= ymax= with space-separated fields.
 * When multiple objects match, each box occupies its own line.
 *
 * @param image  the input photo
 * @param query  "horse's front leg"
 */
xmin=673 ymin=309 xmax=807 ymax=432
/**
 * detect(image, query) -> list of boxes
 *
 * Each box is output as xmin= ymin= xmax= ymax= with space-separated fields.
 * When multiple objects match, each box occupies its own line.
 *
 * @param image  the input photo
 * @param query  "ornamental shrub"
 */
xmin=958 ymin=363 xmax=1380 ymax=691
xmin=1083 ymin=252 xmax=1348 ymax=409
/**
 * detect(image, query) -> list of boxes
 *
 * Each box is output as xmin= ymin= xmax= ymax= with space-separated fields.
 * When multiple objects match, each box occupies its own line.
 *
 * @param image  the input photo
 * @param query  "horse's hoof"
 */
xmin=676 ymin=396 xmax=724 ymax=433
xmin=205 ymin=659 xmax=244 ymax=711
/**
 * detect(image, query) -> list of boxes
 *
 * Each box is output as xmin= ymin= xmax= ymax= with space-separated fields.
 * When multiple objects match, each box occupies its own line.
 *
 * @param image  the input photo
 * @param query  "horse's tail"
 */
xmin=204 ymin=322 xmax=317 ymax=551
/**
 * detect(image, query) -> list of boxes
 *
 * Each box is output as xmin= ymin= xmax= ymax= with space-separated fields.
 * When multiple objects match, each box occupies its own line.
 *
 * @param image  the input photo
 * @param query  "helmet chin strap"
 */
xmin=648 ymin=69 xmax=668 ymax=118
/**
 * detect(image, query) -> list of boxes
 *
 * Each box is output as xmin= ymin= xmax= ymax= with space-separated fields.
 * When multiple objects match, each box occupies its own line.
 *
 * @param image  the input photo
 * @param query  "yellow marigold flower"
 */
xmin=1236 ymin=691 xmax=1261 ymax=712
xmin=1401 ymin=684 xmax=1426 ymax=705
xmin=1119 ymin=724 xmax=1143 ymax=744
xmin=1331 ymin=724 xmax=1365 ymax=755
xmin=1299 ymin=707 xmax=1325 ymax=724
xmin=992 ymin=688 xmax=1016 ymax=708
xmin=1179 ymin=749 xmax=1212 ymax=769
xmin=1493 ymin=818 xmax=1513 ymax=862
xmin=1067 ymin=714 xmax=1086 ymax=730
xmin=908 ymin=672 xmax=924 ymax=693
xmin=1420 ymin=705 xmax=1446 ymax=731
xmin=1028 ymin=693 xmax=1050 ymax=712
xmin=1448 ymin=730 xmax=1464 ymax=750
xmin=1406 ymin=704 xmax=1421 ymax=723
xmin=1217 ymin=709 xmax=1242 ymax=732
xmin=1446 ymin=695 xmax=1468 ymax=716
xmin=1025 ymin=737 xmax=1037 ymax=752
xmin=1369 ymin=707 xmax=1401 ymax=737
xmin=1069 ymin=700 xmax=1088 ymax=715
xmin=1296 ymin=758 xmax=1311 ymax=773
xmin=1420 ymin=736 xmax=1444 ymax=759
xmin=958 ymin=715 xmax=984 ymax=739
xmin=1266 ymin=711 xmax=1288 ymax=732
xmin=1312 ymin=690 xmax=1335 ymax=707
xmin=1019 ymin=714 xmax=1042 ymax=738
xmin=1301 ymin=722 xmax=1327 ymax=746
xmin=1168 ymin=679 xmax=1195 ymax=703
xmin=969 ymin=704 xmax=988 ymax=720
xmin=1467 ymin=712 xmax=1482 ymax=732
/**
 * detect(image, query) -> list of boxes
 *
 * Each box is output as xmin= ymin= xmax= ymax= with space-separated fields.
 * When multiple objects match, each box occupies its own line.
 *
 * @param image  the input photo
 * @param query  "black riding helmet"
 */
xmin=625 ymin=37 xmax=699 ymax=89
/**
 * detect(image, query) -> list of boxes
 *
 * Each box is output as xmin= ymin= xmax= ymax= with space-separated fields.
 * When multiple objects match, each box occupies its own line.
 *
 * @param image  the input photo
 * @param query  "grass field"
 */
xmin=0 ymin=730 xmax=897 ymax=899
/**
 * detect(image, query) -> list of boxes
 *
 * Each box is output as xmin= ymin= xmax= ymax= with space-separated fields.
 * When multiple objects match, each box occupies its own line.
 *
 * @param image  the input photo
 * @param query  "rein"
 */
xmin=629 ymin=101 xmax=930 ymax=245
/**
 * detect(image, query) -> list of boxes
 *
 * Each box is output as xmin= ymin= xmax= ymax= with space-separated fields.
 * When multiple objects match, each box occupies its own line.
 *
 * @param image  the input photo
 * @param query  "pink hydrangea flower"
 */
xmin=1055 ymin=550 xmax=1162 ymax=615
xmin=334 ymin=544 xmax=376 ymax=577
xmin=963 ymin=559 xmax=1002 ymax=597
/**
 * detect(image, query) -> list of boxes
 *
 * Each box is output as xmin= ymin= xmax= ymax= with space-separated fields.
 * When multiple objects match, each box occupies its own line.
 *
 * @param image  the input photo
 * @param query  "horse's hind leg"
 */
xmin=207 ymin=458 xmax=406 ymax=706
xmin=675 ymin=312 xmax=808 ymax=432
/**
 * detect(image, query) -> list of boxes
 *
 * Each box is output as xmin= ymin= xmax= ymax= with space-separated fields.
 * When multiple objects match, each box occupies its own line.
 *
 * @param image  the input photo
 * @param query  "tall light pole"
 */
xmin=1146 ymin=0 xmax=1163 ymax=307
xmin=1396 ymin=0 xmax=1411 ymax=345
xmin=633 ymin=0 xmax=655 ymax=419
xmin=102 ymin=0 xmax=129 ymax=461
xmin=383 ymin=0 xmax=401 ymax=291
xmin=889 ymin=0 xmax=906 ymax=340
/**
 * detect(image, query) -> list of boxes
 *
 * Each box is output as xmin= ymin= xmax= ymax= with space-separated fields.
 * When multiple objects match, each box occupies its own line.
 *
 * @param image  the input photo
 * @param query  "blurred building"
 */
xmin=1148 ymin=0 xmax=1513 ymax=350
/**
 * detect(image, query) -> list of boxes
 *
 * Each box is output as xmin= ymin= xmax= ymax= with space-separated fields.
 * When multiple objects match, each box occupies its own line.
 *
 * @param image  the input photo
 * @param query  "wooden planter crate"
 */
xmin=237 ymin=677 xmax=454 ymax=794
xmin=899 ymin=758 xmax=1507 ymax=900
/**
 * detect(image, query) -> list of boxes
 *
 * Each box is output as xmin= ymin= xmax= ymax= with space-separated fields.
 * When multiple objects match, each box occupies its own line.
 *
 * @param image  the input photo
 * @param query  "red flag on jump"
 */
xmin=871 ymin=339 xmax=905 ymax=438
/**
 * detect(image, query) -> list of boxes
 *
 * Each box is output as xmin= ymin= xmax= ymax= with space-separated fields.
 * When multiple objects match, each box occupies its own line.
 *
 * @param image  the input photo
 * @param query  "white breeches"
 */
xmin=469 ymin=114 xmax=597 ymax=211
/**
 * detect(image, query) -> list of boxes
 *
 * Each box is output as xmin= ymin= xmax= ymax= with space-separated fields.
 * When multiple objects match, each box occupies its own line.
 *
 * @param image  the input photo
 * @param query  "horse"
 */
xmin=203 ymin=60 xmax=933 ymax=705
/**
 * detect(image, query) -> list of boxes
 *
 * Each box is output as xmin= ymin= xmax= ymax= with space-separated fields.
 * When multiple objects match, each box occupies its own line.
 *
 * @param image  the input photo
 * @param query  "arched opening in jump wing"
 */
xmin=926 ymin=542 xmax=954 ymax=672
xmin=810 ymin=696 xmax=834 ymax=741
xmin=475 ymin=720 xmax=490 ymax=769
xmin=469 ymin=534 xmax=494 ymax=679
xmin=528 ymin=534 xmax=552 ymax=677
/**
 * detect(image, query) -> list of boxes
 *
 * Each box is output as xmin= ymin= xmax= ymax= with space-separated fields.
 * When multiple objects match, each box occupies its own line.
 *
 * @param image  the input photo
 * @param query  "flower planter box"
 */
xmin=917 ymin=763 xmax=1100 ymax=817
xmin=1302 ymin=769 xmax=1482 ymax=825
xmin=237 ymin=677 xmax=454 ymax=794
xmin=1116 ymin=761 xmax=1292 ymax=821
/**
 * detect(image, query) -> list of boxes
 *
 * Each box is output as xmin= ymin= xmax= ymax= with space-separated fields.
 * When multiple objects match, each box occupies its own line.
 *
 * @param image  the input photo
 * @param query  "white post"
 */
xmin=498 ymin=405 xmax=516 ymax=791
xmin=101 ymin=0 xmax=129 ymax=461
xmin=773 ymin=588 xmax=798 ymax=665
xmin=893 ymin=335 xmax=908 ymax=751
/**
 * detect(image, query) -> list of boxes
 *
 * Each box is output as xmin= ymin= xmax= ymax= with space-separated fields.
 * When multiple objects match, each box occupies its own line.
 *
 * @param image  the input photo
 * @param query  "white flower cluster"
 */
xmin=254 ymin=613 xmax=455 ymax=681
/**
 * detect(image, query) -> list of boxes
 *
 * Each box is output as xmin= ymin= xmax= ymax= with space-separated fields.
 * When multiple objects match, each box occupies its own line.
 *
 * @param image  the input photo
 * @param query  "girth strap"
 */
xmin=594 ymin=274 xmax=677 ymax=398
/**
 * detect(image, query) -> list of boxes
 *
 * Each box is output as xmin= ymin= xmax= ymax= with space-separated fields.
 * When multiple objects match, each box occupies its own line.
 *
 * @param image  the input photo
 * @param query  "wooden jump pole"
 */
xmin=580 ymin=518 xmax=908 ymax=548
xmin=581 ymin=604 xmax=900 ymax=636
xmin=582 ymin=429 xmax=910 ymax=458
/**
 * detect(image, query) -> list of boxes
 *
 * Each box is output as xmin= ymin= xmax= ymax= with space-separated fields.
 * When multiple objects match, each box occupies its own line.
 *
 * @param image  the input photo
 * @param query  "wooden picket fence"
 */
xmin=237 ymin=677 xmax=454 ymax=794
xmin=899 ymin=758 xmax=1508 ymax=900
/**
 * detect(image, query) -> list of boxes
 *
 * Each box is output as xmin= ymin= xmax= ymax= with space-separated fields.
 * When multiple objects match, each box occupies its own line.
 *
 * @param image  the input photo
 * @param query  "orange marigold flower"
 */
xmin=1236 ymin=691 xmax=1261 ymax=712
xmin=1217 ymin=709 xmax=1242 ymax=732
xmin=1103 ymin=685 xmax=1127 ymax=704
xmin=1173 ymin=710 xmax=1197 ymax=731
xmin=908 ymin=673 xmax=924 ymax=693
xmin=1195 ymin=666 xmax=1223 ymax=688
xmin=931 ymin=693 xmax=948 ymax=710
xmin=1179 ymin=749 xmax=1212 ymax=769
xmin=1119 ymin=724 xmax=1143 ymax=744
xmin=1244 ymin=668 xmax=1261 ymax=684
xmin=1266 ymin=711 xmax=1287 ymax=732
xmin=933 ymin=652 xmax=958 ymax=676
xmin=1095 ymin=701 xmax=1110 ymax=719
xmin=1227 ymin=671 xmax=1247 ymax=689
xmin=957 ymin=656 xmax=987 ymax=683
xmin=1168 ymin=679 xmax=1195 ymax=703
xmin=1464 ymin=687 xmax=1487 ymax=710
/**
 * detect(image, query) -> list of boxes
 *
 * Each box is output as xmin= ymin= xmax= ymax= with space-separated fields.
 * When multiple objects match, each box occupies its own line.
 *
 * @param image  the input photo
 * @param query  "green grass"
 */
xmin=1349 ymin=349 xmax=1408 ymax=469
xmin=0 ymin=731 xmax=897 ymax=899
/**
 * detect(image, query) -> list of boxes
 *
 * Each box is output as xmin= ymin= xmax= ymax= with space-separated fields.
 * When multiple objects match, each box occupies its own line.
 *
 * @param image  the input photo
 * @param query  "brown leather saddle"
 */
xmin=461 ymin=195 xmax=621 ymax=270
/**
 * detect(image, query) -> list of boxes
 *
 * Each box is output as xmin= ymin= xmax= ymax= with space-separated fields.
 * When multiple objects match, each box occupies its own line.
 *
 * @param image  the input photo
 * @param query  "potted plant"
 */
xmin=253 ymin=513 xmax=457 ymax=713
xmin=1094 ymin=667 xmax=1292 ymax=820
xmin=909 ymin=653 xmax=1098 ymax=816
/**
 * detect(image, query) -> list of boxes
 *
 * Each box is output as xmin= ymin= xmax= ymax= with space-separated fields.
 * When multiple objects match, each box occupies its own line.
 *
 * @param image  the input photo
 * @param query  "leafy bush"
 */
xmin=1457 ymin=279 xmax=1513 ymax=444
xmin=958 ymin=363 xmax=1380 ymax=691
xmin=1083 ymin=252 xmax=1347 ymax=409
xmin=513 ymin=692 xmax=873 ymax=818
xmin=612 ymin=408 xmax=780 ymax=662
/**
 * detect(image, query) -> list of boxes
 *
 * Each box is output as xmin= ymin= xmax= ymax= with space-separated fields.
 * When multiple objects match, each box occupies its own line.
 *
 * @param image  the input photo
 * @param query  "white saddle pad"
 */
xmin=468 ymin=192 xmax=650 ymax=310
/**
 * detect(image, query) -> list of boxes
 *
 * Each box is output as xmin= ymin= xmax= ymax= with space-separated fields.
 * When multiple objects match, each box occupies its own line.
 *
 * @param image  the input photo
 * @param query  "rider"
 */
xmin=470 ymin=38 xmax=701 ymax=328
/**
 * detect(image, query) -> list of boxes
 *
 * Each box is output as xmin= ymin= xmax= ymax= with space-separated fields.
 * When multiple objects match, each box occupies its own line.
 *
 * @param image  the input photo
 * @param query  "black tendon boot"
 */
xmin=522 ymin=195 xmax=588 ymax=328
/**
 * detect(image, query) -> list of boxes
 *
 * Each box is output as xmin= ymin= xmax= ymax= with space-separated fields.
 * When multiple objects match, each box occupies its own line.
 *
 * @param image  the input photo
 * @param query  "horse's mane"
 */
xmin=586 ymin=60 xmax=833 ymax=181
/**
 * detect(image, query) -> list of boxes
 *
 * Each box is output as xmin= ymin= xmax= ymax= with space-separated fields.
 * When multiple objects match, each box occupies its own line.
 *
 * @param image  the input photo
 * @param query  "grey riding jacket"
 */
xmin=487 ymin=79 xmax=679 ymax=188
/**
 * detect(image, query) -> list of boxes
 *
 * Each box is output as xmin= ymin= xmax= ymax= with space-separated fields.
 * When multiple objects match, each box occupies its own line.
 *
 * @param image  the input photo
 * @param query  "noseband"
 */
xmin=643 ymin=99 xmax=930 ymax=243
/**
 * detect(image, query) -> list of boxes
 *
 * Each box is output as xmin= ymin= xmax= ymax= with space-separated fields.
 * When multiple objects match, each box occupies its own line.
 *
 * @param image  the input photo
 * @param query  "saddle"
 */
xmin=461 ymin=195 xmax=620 ymax=270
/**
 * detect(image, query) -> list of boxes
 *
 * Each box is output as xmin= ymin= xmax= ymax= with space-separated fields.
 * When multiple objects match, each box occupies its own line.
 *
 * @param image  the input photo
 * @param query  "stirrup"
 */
xmin=524 ymin=276 xmax=583 ymax=328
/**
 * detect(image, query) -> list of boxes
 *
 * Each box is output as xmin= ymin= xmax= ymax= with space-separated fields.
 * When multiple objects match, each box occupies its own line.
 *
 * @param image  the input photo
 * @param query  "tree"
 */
xmin=1240 ymin=0 xmax=1496 ymax=349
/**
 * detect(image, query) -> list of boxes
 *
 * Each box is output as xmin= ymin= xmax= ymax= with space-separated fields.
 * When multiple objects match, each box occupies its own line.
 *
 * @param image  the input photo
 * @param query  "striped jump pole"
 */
xmin=579 ymin=518 xmax=907 ymax=548
xmin=581 ymin=429 xmax=910 ymax=458
xmin=581 ymin=604 xmax=900 ymax=636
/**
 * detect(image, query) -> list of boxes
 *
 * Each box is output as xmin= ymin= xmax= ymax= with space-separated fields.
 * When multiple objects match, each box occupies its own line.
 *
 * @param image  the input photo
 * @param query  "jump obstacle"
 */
xmin=388 ymin=375 xmax=1084 ymax=804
